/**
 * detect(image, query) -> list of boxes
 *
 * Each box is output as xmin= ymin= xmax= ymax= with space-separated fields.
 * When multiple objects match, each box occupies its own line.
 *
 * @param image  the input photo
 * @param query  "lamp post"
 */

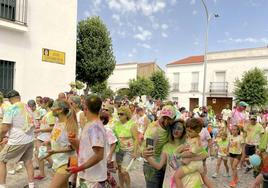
xmin=201 ymin=0 xmax=219 ymax=107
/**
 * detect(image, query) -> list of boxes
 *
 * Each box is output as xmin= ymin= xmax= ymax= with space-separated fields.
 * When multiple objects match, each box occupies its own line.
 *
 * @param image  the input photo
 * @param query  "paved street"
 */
xmin=6 ymin=157 xmax=255 ymax=188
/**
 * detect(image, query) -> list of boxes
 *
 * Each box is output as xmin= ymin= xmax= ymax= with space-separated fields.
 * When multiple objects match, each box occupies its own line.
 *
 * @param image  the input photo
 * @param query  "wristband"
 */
xmin=68 ymin=165 xmax=85 ymax=174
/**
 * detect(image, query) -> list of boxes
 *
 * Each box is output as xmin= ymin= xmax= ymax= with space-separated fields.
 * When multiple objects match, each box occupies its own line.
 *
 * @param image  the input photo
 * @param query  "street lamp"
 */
xmin=201 ymin=0 xmax=219 ymax=107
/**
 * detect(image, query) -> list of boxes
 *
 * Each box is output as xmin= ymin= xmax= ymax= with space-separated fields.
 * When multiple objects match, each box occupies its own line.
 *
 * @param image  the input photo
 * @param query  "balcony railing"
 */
xmin=0 ymin=0 xmax=27 ymax=25
xmin=191 ymin=83 xmax=199 ymax=92
xmin=209 ymin=82 xmax=228 ymax=96
xmin=172 ymin=83 xmax=179 ymax=91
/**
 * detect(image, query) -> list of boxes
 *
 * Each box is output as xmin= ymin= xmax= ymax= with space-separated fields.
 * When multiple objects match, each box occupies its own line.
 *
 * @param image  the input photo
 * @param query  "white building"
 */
xmin=108 ymin=62 xmax=162 ymax=92
xmin=166 ymin=47 xmax=268 ymax=113
xmin=0 ymin=0 xmax=77 ymax=101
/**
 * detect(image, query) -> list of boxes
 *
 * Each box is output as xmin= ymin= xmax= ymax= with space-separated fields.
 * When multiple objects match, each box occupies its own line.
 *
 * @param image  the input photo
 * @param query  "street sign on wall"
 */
xmin=42 ymin=48 xmax=65 ymax=65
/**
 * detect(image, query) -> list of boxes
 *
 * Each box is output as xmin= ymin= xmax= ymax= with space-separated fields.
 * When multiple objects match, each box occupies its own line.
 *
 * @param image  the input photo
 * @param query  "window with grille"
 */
xmin=0 ymin=60 xmax=15 ymax=95
xmin=0 ymin=0 xmax=16 ymax=21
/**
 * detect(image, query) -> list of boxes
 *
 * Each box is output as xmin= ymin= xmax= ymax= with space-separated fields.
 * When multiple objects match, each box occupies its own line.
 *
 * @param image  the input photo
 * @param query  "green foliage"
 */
xmin=234 ymin=67 xmax=268 ymax=107
xmin=75 ymin=81 xmax=85 ymax=90
xmin=76 ymin=16 xmax=116 ymax=89
xmin=150 ymin=71 xmax=170 ymax=100
xmin=91 ymin=81 xmax=114 ymax=99
xmin=117 ymin=88 xmax=131 ymax=98
xmin=128 ymin=77 xmax=154 ymax=98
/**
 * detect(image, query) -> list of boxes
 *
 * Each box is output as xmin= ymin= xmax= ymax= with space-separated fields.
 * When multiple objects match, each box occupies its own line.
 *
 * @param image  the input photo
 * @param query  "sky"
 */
xmin=77 ymin=0 xmax=268 ymax=68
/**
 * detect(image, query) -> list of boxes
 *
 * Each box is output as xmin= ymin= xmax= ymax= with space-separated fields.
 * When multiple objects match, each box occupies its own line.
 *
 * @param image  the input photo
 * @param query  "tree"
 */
xmin=117 ymin=88 xmax=131 ymax=98
xmin=150 ymin=71 xmax=170 ymax=100
xmin=128 ymin=77 xmax=154 ymax=98
xmin=234 ymin=67 xmax=268 ymax=107
xmin=76 ymin=16 xmax=116 ymax=93
xmin=91 ymin=81 xmax=114 ymax=100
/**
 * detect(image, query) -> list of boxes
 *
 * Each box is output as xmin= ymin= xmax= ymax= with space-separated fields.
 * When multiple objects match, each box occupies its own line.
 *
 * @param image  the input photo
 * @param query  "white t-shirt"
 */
xmin=199 ymin=127 xmax=211 ymax=148
xmin=2 ymin=102 xmax=34 ymax=145
xmin=104 ymin=125 xmax=117 ymax=161
xmin=221 ymin=109 xmax=232 ymax=121
xmin=78 ymin=120 xmax=107 ymax=182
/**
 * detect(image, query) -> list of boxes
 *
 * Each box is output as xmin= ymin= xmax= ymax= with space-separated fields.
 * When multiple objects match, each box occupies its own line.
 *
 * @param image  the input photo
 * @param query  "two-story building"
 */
xmin=0 ymin=0 xmax=77 ymax=100
xmin=108 ymin=62 xmax=162 ymax=92
xmin=166 ymin=47 xmax=268 ymax=113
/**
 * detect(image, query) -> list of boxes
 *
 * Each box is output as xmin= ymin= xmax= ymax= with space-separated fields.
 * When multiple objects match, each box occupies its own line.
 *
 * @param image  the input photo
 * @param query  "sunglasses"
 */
xmin=118 ymin=113 xmax=125 ymax=116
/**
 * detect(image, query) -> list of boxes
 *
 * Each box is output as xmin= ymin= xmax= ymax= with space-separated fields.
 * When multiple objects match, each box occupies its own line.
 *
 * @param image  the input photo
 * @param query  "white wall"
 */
xmin=167 ymin=47 xmax=268 ymax=110
xmin=0 ymin=0 xmax=77 ymax=101
xmin=108 ymin=64 xmax=138 ymax=91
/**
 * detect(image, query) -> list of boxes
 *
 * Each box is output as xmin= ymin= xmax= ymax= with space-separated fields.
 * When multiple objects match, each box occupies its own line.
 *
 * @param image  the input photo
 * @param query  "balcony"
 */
xmin=0 ymin=0 xmax=27 ymax=31
xmin=190 ymin=83 xmax=199 ymax=92
xmin=209 ymin=82 xmax=228 ymax=96
xmin=172 ymin=83 xmax=179 ymax=91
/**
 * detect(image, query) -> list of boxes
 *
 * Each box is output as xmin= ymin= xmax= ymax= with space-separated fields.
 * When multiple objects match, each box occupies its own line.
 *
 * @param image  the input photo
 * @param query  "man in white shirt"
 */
xmin=68 ymin=95 xmax=108 ymax=187
xmin=0 ymin=90 xmax=35 ymax=188
xmin=221 ymin=104 xmax=232 ymax=122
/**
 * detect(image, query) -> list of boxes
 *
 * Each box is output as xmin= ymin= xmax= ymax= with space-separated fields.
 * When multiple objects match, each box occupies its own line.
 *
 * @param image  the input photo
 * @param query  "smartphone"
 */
xmin=146 ymin=138 xmax=154 ymax=149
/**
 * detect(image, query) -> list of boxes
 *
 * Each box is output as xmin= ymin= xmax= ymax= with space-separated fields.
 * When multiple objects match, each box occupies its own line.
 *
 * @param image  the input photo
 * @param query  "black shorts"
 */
xmin=245 ymin=144 xmax=256 ymax=156
xmin=229 ymin=153 xmax=241 ymax=159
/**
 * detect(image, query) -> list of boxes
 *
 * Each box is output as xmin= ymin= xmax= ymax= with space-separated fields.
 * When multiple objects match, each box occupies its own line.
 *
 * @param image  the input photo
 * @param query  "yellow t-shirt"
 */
xmin=244 ymin=123 xmax=264 ymax=146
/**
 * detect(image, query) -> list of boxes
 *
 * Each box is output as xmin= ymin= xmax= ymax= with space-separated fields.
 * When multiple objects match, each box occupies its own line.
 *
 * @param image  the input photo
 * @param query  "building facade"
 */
xmin=0 ymin=0 xmax=77 ymax=100
xmin=108 ymin=62 xmax=162 ymax=92
xmin=166 ymin=47 xmax=268 ymax=113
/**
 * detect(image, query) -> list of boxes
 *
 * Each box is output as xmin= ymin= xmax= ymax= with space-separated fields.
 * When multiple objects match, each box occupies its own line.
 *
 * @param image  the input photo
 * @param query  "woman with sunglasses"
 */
xmin=43 ymin=100 xmax=78 ymax=188
xmin=113 ymin=106 xmax=139 ymax=188
xmin=144 ymin=119 xmax=205 ymax=188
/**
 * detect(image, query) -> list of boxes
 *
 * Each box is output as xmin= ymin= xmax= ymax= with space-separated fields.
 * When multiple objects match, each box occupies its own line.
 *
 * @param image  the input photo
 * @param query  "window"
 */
xmin=191 ymin=72 xmax=199 ymax=91
xmin=215 ymin=71 xmax=226 ymax=82
xmin=173 ymin=72 xmax=180 ymax=91
xmin=0 ymin=60 xmax=15 ymax=94
xmin=0 ymin=0 xmax=16 ymax=21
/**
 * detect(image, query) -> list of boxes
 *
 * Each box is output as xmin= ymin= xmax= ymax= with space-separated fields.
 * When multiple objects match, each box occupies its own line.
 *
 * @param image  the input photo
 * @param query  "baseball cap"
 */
xmin=160 ymin=105 xmax=176 ymax=119
xmin=239 ymin=101 xmax=248 ymax=107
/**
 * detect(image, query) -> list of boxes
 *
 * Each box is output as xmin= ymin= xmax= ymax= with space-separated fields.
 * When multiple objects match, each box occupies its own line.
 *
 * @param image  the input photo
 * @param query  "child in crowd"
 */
xmin=212 ymin=132 xmax=230 ymax=178
xmin=228 ymin=125 xmax=244 ymax=187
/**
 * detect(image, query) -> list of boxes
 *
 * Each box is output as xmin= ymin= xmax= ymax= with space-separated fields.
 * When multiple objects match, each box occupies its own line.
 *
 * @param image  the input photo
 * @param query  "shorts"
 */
xmin=218 ymin=154 xmax=228 ymax=160
xmin=245 ymin=144 xmax=256 ymax=156
xmin=55 ymin=164 xmax=70 ymax=175
xmin=182 ymin=161 xmax=203 ymax=175
xmin=78 ymin=178 xmax=111 ymax=188
xmin=229 ymin=153 xmax=241 ymax=159
xmin=0 ymin=142 xmax=34 ymax=163
xmin=116 ymin=150 xmax=132 ymax=171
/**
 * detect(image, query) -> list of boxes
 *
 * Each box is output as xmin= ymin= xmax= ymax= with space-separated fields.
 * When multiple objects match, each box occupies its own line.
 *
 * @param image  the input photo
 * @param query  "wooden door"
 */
xmin=207 ymin=97 xmax=233 ymax=115
xmin=189 ymin=98 xmax=199 ymax=112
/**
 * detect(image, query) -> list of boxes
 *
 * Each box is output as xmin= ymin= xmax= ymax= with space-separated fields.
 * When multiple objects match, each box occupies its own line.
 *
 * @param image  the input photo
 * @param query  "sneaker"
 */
xmin=8 ymin=170 xmax=16 ymax=175
xmin=15 ymin=164 xmax=23 ymax=172
xmin=212 ymin=173 xmax=218 ymax=178
xmin=229 ymin=180 xmax=237 ymax=187
xmin=244 ymin=166 xmax=253 ymax=174
xmin=223 ymin=173 xmax=231 ymax=177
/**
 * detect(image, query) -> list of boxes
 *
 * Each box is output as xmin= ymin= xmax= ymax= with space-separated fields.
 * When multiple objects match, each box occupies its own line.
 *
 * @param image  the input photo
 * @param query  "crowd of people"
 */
xmin=0 ymin=90 xmax=268 ymax=188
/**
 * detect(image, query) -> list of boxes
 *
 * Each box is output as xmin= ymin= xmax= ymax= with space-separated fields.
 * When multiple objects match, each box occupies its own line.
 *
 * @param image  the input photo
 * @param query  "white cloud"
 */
xmin=112 ymin=14 xmax=120 ymax=22
xmin=192 ymin=10 xmax=197 ymax=15
xmin=138 ymin=43 xmax=151 ymax=49
xmin=161 ymin=24 xmax=168 ymax=30
xmin=134 ymin=26 xmax=152 ymax=41
xmin=107 ymin=0 xmax=166 ymax=16
xmin=190 ymin=0 xmax=196 ymax=5
xmin=128 ymin=53 xmax=133 ymax=57
xmin=194 ymin=41 xmax=199 ymax=45
xmin=217 ymin=37 xmax=268 ymax=44
xmin=161 ymin=32 xmax=168 ymax=38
